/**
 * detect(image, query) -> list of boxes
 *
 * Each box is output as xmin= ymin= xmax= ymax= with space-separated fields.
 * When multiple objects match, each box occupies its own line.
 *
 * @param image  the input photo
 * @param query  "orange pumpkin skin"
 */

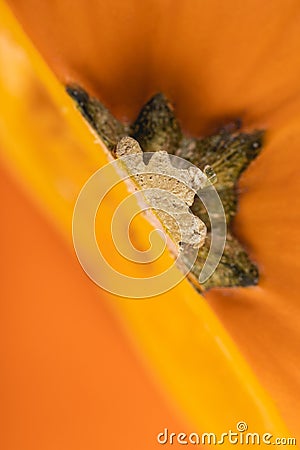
xmin=3 ymin=0 xmax=300 ymax=440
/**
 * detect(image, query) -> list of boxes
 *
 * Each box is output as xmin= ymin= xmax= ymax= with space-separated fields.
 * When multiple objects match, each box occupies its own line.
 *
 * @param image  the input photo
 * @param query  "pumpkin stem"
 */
xmin=66 ymin=84 xmax=127 ymax=150
xmin=66 ymin=84 xmax=264 ymax=292
xmin=130 ymin=93 xmax=182 ymax=153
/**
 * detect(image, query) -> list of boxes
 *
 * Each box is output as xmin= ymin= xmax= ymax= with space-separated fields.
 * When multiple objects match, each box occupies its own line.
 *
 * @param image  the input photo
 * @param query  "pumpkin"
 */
xmin=0 ymin=0 xmax=299 ymax=447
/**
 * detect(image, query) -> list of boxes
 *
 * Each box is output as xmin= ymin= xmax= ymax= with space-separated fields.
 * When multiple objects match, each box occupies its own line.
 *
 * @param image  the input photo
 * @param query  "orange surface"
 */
xmin=6 ymin=0 xmax=300 ymax=132
xmin=0 ymin=164 xmax=186 ymax=450
xmin=1 ymin=0 xmax=300 ymax=444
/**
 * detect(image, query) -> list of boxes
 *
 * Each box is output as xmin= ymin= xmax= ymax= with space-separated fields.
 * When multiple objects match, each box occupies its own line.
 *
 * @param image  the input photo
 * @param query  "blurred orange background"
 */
xmin=1 ymin=0 xmax=300 ymax=448
xmin=0 ymin=163 xmax=188 ymax=449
